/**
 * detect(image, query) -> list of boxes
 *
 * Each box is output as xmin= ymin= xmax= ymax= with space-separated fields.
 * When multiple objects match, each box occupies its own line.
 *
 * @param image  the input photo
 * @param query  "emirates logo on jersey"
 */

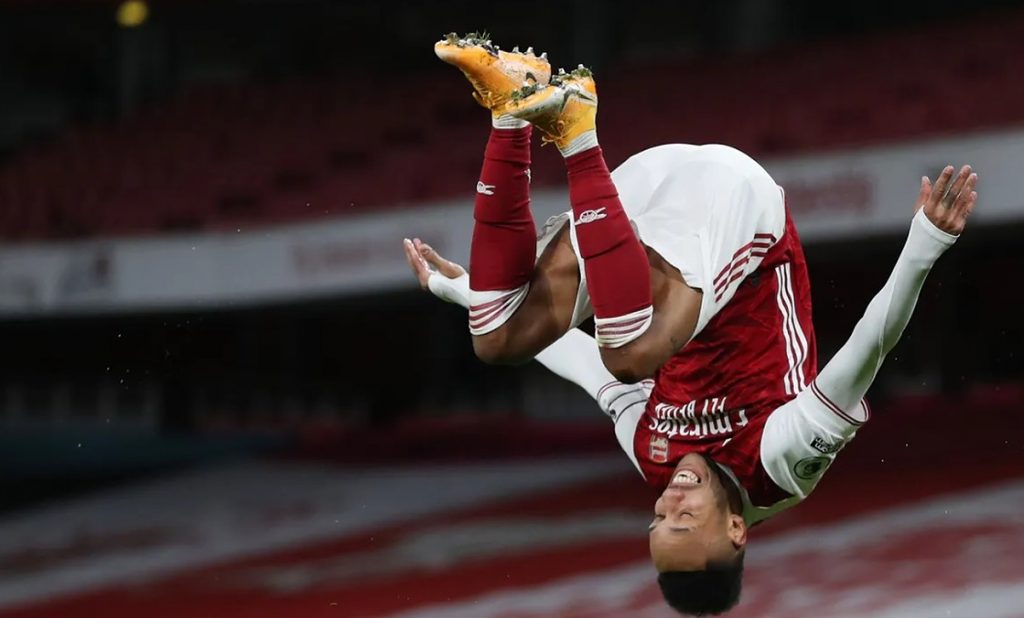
xmin=649 ymin=436 xmax=670 ymax=464
xmin=649 ymin=396 xmax=749 ymax=439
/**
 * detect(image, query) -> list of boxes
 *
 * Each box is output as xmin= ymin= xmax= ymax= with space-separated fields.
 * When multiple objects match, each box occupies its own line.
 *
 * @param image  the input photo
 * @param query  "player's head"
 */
xmin=650 ymin=452 xmax=747 ymax=615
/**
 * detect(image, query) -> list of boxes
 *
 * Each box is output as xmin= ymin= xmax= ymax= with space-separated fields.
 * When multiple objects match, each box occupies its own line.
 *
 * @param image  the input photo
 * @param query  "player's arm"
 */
xmin=403 ymin=237 xmax=651 ymax=422
xmin=816 ymin=164 xmax=976 ymax=412
xmin=761 ymin=165 xmax=978 ymax=498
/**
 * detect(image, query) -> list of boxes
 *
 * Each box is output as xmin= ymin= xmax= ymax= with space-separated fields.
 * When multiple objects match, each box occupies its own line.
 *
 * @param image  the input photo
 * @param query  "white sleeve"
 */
xmin=536 ymin=329 xmax=652 ymax=473
xmin=427 ymin=270 xmax=652 ymax=422
xmin=536 ymin=328 xmax=652 ymax=409
xmin=814 ymin=209 xmax=957 ymax=411
xmin=761 ymin=210 xmax=957 ymax=498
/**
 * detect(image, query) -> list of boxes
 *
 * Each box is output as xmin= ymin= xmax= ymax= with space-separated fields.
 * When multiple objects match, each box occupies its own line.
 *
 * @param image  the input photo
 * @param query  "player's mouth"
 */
xmin=669 ymin=468 xmax=702 ymax=487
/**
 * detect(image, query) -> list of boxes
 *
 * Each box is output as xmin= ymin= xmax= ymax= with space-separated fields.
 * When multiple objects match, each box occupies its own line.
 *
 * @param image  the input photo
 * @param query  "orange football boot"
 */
xmin=504 ymin=65 xmax=597 ymax=149
xmin=434 ymin=32 xmax=551 ymax=116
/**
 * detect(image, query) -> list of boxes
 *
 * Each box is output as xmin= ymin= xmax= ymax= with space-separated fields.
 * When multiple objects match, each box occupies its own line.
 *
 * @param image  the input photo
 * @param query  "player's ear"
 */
xmin=727 ymin=513 xmax=747 ymax=549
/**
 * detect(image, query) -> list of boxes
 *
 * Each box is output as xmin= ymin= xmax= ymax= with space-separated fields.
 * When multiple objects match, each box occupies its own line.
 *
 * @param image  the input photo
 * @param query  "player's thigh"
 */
xmin=471 ymin=222 xmax=580 ymax=364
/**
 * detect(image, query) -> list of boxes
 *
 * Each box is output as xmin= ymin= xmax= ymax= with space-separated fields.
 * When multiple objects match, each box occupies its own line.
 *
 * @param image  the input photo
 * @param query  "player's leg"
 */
xmin=466 ymin=112 xmax=536 ymax=335
xmin=473 ymin=222 xmax=583 ymax=363
xmin=435 ymin=35 xmax=578 ymax=363
xmin=604 ymin=144 xmax=788 ymax=379
xmin=509 ymin=69 xmax=658 ymax=380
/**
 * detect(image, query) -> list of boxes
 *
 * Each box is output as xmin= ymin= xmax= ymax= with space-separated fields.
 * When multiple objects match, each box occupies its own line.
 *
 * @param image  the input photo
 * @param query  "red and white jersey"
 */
xmin=544 ymin=144 xmax=870 ymax=524
xmin=446 ymin=149 xmax=936 ymax=528
xmin=600 ymin=209 xmax=870 ymax=525
xmin=639 ymin=212 xmax=817 ymax=508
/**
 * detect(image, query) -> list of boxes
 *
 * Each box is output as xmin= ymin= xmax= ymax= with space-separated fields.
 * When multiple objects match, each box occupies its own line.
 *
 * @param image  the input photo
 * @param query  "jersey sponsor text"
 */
xmin=648 ymin=396 xmax=750 ymax=439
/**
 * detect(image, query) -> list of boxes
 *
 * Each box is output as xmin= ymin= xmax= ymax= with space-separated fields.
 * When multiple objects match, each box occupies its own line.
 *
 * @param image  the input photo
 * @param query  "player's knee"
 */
xmin=601 ymin=344 xmax=657 ymax=384
xmin=610 ymin=365 xmax=648 ymax=384
xmin=471 ymin=334 xmax=504 ymax=365
xmin=603 ymin=355 xmax=649 ymax=384
xmin=472 ymin=332 xmax=527 ymax=366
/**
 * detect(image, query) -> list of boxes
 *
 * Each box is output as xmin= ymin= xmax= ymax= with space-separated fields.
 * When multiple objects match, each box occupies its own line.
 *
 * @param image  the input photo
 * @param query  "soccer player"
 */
xmin=406 ymin=34 xmax=979 ymax=615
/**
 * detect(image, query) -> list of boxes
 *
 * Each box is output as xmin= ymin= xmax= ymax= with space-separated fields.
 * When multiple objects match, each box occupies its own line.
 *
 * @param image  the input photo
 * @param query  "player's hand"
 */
xmin=402 ymin=237 xmax=466 ymax=290
xmin=915 ymin=164 xmax=978 ymax=236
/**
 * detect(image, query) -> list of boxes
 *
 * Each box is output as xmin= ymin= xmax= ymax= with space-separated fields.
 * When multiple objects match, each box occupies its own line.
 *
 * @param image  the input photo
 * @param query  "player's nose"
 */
xmin=660 ymin=488 xmax=684 ymax=509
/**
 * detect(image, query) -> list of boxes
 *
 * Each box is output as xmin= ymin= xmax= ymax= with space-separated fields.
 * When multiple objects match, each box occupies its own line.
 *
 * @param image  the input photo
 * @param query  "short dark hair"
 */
xmin=657 ymin=552 xmax=745 ymax=616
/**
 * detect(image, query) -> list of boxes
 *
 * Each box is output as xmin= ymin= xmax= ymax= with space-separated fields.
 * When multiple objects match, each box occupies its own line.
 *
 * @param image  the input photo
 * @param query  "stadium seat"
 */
xmin=2 ymin=11 xmax=1024 ymax=239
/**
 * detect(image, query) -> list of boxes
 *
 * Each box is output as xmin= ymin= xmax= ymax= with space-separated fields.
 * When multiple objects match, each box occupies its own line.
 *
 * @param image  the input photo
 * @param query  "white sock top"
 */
xmin=492 ymin=114 xmax=530 ymax=130
xmin=558 ymin=129 xmax=599 ymax=157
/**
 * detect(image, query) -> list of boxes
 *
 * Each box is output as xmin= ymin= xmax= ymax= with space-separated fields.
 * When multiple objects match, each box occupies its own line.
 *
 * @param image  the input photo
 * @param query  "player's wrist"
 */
xmin=906 ymin=209 xmax=957 ymax=265
xmin=913 ymin=208 xmax=958 ymax=246
xmin=428 ymin=271 xmax=471 ymax=308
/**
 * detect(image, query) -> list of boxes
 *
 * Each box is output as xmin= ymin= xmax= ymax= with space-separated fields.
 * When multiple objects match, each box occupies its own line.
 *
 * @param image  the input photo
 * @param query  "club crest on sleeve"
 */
xmin=794 ymin=456 xmax=830 ymax=480
xmin=649 ymin=436 xmax=669 ymax=463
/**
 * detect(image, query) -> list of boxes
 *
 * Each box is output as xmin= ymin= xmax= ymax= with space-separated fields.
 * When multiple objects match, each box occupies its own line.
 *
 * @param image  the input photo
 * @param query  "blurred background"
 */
xmin=1 ymin=1 xmax=1023 ymax=616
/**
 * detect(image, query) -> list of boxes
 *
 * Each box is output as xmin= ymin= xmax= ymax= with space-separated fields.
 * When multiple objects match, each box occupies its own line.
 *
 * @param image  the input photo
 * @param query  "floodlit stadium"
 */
xmin=1 ymin=2 xmax=1022 ymax=617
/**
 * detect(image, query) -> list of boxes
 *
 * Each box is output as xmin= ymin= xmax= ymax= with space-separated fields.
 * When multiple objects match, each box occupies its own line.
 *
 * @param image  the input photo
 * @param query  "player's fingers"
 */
xmin=955 ymin=173 xmax=977 ymax=207
xmin=958 ymin=176 xmax=979 ymax=216
xmin=915 ymin=176 xmax=931 ymax=213
xmin=420 ymin=243 xmax=466 ymax=278
xmin=403 ymin=238 xmax=424 ymax=275
xmin=943 ymin=165 xmax=972 ymax=208
xmin=403 ymin=238 xmax=430 ymax=288
xmin=929 ymin=165 xmax=955 ymax=207
xmin=964 ymin=190 xmax=978 ymax=218
xmin=414 ymin=239 xmax=438 ymax=266
xmin=413 ymin=238 xmax=433 ymax=268
xmin=418 ymin=242 xmax=439 ymax=262
xmin=403 ymin=238 xmax=417 ymax=271
xmin=419 ymin=243 xmax=443 ymax=268
xmin=951 ymin=173 xmax=977 ymax=217
xmin=412 ymin=238 xmax=446 ymax=273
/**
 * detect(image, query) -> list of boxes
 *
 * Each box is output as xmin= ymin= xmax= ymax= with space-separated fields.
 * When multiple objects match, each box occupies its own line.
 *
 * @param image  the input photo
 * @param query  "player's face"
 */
xmin=648 ymin=453 xmax=746 ymax=572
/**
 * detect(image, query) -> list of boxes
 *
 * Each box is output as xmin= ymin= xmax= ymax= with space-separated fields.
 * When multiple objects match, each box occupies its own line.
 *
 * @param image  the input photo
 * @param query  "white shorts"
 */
xmin=537 ymin=143 xmax=786 ymax=337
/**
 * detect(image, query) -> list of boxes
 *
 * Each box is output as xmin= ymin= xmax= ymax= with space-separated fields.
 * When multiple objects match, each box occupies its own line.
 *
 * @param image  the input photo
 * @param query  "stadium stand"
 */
xmin=1 ymin=12 xmax=1023 ymax=240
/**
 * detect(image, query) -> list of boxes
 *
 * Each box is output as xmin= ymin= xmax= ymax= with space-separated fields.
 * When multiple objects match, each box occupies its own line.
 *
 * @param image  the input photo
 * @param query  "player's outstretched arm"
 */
xmin=759 ymin=166 xmax=977 ymax=500
xmin=403 ymin=238 xmax=650 ymax=420
xmin=815 ymin=164 xmax=978 ymax=410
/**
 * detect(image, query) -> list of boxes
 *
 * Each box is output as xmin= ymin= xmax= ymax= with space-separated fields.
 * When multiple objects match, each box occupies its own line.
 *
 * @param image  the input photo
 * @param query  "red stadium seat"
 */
xmin=3 ymin=11 xmax=1024 ymax=240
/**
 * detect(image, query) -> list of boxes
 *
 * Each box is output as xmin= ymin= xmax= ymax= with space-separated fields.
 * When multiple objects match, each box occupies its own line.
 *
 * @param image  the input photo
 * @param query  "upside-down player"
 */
xmin=404 ymin=33 xmax=979 ymax=615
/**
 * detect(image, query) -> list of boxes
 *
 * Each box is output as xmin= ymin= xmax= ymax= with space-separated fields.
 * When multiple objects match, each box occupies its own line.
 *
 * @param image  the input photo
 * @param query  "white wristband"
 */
xmin=427 ymin=272 xmax=471 ymax=308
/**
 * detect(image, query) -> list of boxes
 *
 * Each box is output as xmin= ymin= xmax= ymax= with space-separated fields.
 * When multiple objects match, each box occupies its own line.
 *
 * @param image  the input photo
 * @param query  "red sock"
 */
xmin=468 ymin=126 xmax=535 ymax=335
xmin=566 ymin=146 xmax=653 ymax=347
